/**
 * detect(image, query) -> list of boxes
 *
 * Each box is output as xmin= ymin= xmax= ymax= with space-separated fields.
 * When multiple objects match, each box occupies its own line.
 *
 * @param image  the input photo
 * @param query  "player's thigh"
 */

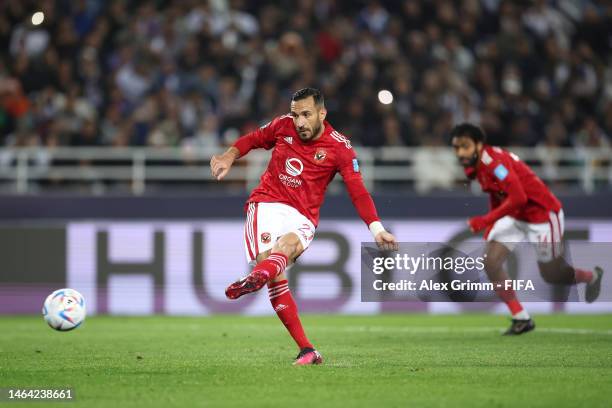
xmin=243 ymin=202 xmax=285 ymax=266
xmin=277 ymin=205 xmax=316 ymax=258
xmin=271 ymin=232 xmax=305 ymax=261
xmin=525 ymin=210 xmax=564 ymax=263
xmin=486 ymin=215 xmax=525 ymax=252
xmin=484 ymin=240 xmax=511 ymax=274
xmin=484 ymin=216 xmax=523 ymax=278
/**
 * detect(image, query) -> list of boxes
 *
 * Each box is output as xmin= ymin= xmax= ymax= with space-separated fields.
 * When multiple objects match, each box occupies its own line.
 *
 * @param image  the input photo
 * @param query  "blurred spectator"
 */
xmin=0 ymin=0 xmax=609 ymax=152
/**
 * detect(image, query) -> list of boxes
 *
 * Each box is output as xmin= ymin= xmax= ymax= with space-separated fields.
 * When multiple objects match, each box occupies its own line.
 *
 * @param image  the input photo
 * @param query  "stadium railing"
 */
xmin=0 ymin=146 xmax=610 ymax=194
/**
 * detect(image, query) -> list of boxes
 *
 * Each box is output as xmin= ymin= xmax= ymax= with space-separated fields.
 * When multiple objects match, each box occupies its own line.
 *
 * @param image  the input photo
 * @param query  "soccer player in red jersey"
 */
xmin=450 ymin=123 xmax=604 ymax=335
xmin=210 ymin=88 xmax=398 ymax=364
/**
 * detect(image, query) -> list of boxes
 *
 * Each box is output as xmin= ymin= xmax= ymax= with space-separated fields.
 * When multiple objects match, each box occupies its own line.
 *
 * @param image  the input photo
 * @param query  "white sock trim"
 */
xmin=512 ymin=310 xmax=530 ymax=320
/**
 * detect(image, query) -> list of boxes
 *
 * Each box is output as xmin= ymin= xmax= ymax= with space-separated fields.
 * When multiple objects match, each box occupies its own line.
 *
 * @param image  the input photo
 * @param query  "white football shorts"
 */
xmin=243 ymin=202 xmax=316 ymax=265
xmin=487 ymin=209 xmax=564 ymax=262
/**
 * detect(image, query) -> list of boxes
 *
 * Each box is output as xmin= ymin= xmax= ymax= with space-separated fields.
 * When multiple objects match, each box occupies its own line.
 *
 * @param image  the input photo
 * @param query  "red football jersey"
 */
xmin=233 ymin=115 xmax=379 ymax=227
xmin=471 ymin=145 xmax=561 ymax=223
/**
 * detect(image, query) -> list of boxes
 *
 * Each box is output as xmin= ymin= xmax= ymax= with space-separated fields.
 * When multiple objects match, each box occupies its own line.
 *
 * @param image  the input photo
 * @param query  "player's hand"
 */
xmin=375 ymin=231 xmax=399 ymax=251
xmin=468 ymin=216 xmax=488 ymax=233
xmin=210 ymin=151 xmax=236 ymax=181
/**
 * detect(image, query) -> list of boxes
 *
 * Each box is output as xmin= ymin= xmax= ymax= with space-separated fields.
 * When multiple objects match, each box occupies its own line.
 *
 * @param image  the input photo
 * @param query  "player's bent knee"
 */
xmin=483 ymin=241 xmax=509 ymax=276
xmin=272 ymin=233 xmax=304 ymax=261
xmin=255 ymin=249 xmax=271 ymax=264
xmin=538 ymin=259 xmax=566 ymax=284
xmin=483 ymin=256 xmax=503 ymax=274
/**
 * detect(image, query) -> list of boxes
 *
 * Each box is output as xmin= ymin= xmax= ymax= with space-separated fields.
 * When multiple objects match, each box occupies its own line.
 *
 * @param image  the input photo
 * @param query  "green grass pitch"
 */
xmin=1 ymin=314 xmax=611 ymax=408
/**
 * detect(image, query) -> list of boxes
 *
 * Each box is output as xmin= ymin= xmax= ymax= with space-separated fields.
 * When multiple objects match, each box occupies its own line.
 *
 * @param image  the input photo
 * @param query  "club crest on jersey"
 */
xmin=284 ymin=136 xmax=293 ymax=144
xmin=260 ymin=232 xmax=271 ymax=244
xmin=314 ymin=149 xmax=327 ymax=162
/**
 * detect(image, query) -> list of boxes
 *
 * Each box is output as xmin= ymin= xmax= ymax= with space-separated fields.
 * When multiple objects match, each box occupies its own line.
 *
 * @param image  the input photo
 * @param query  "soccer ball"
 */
xmin=42 ymin=288 xmax=86 ymax=331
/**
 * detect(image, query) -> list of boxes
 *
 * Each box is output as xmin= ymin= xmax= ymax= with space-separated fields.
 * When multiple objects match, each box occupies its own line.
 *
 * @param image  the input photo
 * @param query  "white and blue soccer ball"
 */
xmin=42 ymin=288 xmax=86 ymax=331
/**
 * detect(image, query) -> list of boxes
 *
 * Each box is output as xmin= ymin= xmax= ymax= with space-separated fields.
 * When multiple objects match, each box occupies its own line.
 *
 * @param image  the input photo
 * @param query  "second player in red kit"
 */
xmin=211 ymin=88 xmax=398 ymax=365
xmin=450 ymin=123 xmax=604 ymax=335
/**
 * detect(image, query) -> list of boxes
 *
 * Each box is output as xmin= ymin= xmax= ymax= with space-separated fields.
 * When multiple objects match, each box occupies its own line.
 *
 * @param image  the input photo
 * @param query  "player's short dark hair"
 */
xmin=449 ymin=123 xmax=486 ymax=144
xmin=292 ymin=87 xmax=324 ymax=107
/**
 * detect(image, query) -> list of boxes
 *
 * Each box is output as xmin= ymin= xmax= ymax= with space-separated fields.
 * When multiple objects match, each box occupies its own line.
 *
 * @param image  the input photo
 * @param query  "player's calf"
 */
xmin=485 ymin=242 xmax=530 ymax=320
xmin=538 ymin=258 xmax=595 ymax=285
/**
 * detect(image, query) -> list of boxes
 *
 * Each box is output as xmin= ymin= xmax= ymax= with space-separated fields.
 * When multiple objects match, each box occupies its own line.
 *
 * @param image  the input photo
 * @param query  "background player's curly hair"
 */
xmin=449 ymin=123 xmax=487 ymax=144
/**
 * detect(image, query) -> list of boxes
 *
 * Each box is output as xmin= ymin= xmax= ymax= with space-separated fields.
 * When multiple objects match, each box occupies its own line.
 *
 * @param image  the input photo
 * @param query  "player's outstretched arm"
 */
xmin=211 ymin=116 xmax=282 ymax=181
xmin=337 ymin=148 xmax=398 ymax=251
xmin=210 ymin=147 xmax=240 ymax=181
xmin=469 ymin=166 xmax=527 ymax=233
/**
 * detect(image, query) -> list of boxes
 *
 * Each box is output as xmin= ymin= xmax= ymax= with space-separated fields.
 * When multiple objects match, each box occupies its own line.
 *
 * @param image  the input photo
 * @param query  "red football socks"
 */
xmin=268 ymin=279 xmax=313 ymax=349
xmin=495 ymin=287 xmax=525 ymax=316
xmin=574 ymin=268 xmax=594 ymax=284
xmin=253 ymin=253 xmax=288 ymax=280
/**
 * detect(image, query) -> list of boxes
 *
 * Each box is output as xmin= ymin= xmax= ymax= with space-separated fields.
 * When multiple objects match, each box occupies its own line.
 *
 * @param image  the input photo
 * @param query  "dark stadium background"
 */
xmin=0 ymin=0 xmax=611 ymax=315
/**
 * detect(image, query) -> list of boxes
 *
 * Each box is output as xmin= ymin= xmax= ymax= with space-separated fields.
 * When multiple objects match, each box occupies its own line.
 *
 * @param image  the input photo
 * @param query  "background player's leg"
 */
xmin=538 ymin=258 xmax=596 ymax=285
xmin=534 ymin=211 xmax=596 ymax=285
xmin=531 ymin=210 xmax=602 ymax=301
xmin=485 ymin=241 xmax=530 ymax=320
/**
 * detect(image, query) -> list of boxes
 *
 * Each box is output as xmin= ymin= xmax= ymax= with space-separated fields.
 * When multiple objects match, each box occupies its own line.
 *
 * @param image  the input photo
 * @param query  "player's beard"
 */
xmin=460 ymin=151 xmax=479 ymax=168
xmin=298 ymin=120 xmax=322 ymax=141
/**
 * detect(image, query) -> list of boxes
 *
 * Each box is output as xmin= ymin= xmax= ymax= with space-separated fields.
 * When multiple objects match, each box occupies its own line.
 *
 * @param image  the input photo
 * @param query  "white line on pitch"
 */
xmin=316 ymin=326 xmax=612 ymax=336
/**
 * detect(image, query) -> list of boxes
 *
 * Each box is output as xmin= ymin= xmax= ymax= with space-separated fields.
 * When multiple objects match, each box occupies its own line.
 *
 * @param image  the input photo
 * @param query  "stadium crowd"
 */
xmin=0 ymin=0 xmax=611 ymax=151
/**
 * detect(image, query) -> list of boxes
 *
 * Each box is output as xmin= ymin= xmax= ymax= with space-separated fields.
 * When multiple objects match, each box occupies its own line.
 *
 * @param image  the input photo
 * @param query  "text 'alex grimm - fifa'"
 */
xmin=369 ymin=254 xmax=535 ymax=293
xmin=372 ymin=279 xmax=536 ymax=292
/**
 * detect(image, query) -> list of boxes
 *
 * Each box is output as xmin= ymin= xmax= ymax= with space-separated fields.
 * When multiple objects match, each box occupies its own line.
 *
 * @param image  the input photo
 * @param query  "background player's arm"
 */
xmin=489 ymin=194 xmax=501 ymax=210
xmin=469 ymin=162 xmax=527 ymax=232
xmin=210 ymin=117 xmax=280 ymax=181
xmin=338 ymin=150 xmax=398 ymax=251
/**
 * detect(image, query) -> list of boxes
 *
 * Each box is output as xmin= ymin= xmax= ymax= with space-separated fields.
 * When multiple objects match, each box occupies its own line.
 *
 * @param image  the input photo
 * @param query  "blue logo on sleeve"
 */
xmin=494 ymin=164 xmax=508 ymax=181
xmin=352 ymin=158 xmax=360 ymax=172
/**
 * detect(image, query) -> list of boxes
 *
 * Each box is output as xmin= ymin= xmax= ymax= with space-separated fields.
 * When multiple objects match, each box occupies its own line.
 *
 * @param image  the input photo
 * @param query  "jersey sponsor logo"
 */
xmin=284 ymin=136 xmax=293 ymax=144
xmin=285 ymin=157 xmax=304 ymax=176
xmin=278 ymin=173 xmax=302 ymax=187
xmin=330 ymin=130 xmax=352 ymax=149
xmin=314 ymin=149 xmax=326 ymax=162
xmin=481 ymin=150 xmax=492 ymax=165
xmin=494 ymin=164 xmax=508 ymax=181
xmin=352 ymin=158 xmax=360 ymax=172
